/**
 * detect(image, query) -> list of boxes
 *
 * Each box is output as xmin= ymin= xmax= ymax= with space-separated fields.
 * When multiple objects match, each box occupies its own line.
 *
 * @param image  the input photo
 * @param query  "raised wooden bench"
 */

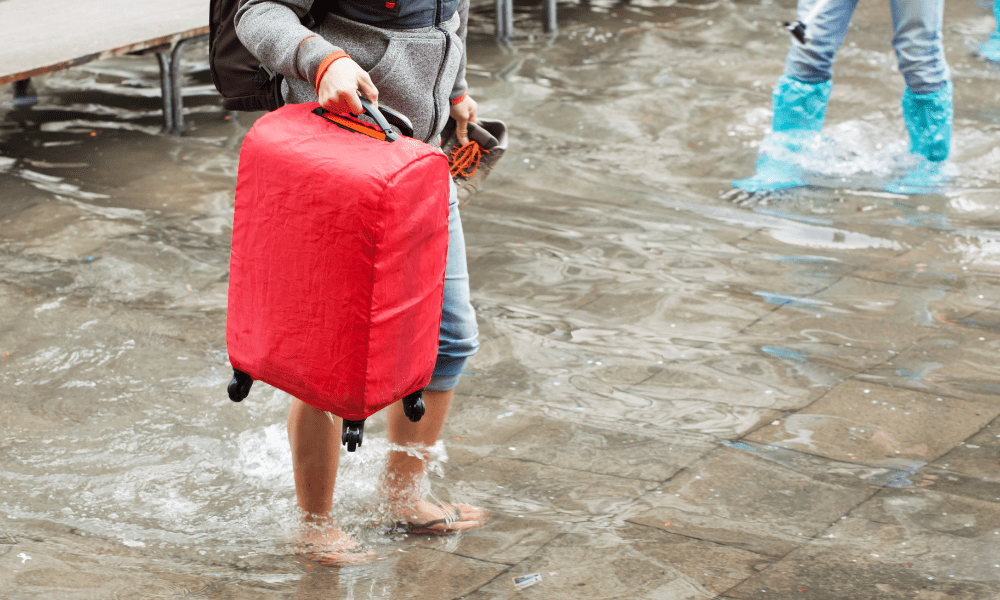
xmin=0 ymin=0 xmax=208 ymax=134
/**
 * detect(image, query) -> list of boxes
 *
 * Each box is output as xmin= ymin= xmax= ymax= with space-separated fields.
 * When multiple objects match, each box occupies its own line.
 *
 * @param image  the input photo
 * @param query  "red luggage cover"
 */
xmin=227 ymin=102 xmax=450 ymax=420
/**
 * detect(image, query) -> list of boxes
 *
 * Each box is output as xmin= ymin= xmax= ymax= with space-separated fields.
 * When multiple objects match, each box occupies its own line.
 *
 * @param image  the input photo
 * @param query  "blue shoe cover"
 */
xmin=884 ymin=161 xmax=948 ymax=195
xmin=982 ymin=0 xmax=1000 ymax=62
xmin=733 ymin=153 xmax=806 ymax=192
xmin=980 ymin=33 xmax=1000 ymax=63
xmin=733 ymin=76 xmax=831 ymax=191
xmin=771 ymin=75 xmax=832 ymax=133
xmin=902 ymin=82 xmax=953 ymax=162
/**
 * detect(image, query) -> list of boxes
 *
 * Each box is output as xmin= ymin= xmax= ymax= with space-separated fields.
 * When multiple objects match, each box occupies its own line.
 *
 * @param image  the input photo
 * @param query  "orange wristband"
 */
xmin=450 ymin=93 xmax=467 ymax=105
xmin=315 ymin=50 xmax=350 ymax=96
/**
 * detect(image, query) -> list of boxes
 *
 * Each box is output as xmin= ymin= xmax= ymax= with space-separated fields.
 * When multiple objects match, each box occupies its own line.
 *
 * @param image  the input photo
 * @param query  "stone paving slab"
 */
xmin=923 ymin=281 xmax=1000 ymax=322
xmin=718 ymin=249 xmax=853 ymax=298
xmin=744 ymin=276 xmax=946 ymax=353
xmin=401 ymin=513 xmax=560 ymax=566
xmin=723 ymin=488 xmax=1000 ymax=599
xmin=927 ymin=414 xmax=1000 ymax=480
xmin=857 ymin=335 xmax=1000 ymax=405
xmin=745 ymin=379 xmax=1000 ymax=464
xmin=626 ymin=447 xmax=878 ymax=558
xmin=458 ymin=455 xmax=660 ymax=523
xmin=485 ymin=418 xmax=708 ymax=482
xmin=569 ymin=290 xmax=774 ymax=348
xmin=721 ymin=541 xmax=1000 ymax=600
xmin=0 ymin=517 xmax=210 ymax=600
xmin=909 ymin=415 xmax=1000 ymax=506
xmin=717 ymin=440 xmax=926 ymax=490
xmin=460 ymin=523 xmax=771 ymax=600
xmin=356 ymin=547 xmax=510 ymax=599
xmin=626 ymin=349 xmax=854 ymax=412
xmin=720 ymin=336 xmax=897 ymax=376
xmin=583 ymin=389 xmax=782 ymax=439
xmin=458 ymin=347 xmax=669 ymax=405
xmin=734 ymin=223 xmax=907 ymax=268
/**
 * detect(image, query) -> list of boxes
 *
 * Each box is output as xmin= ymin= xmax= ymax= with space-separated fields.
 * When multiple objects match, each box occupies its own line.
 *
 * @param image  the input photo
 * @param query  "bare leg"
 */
xmin=287 ymin=398 xmax=370 ymax=563
xmin=383 ymin=389 xmax=486 ymax=532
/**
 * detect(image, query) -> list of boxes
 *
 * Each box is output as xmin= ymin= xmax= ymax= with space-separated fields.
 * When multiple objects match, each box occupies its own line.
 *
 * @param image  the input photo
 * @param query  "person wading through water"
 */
xmin=235 ymin=0 xmax=485 ymax=562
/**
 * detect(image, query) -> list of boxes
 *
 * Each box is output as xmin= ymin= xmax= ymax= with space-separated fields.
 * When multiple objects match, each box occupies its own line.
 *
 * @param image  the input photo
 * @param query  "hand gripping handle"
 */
xmin=312 ymin=97 xmax=414 ymax=141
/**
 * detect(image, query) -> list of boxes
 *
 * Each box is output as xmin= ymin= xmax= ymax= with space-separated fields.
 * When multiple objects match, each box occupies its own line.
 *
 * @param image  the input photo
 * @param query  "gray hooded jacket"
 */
xmin=235 ymin=0 xmax=469 ymax=144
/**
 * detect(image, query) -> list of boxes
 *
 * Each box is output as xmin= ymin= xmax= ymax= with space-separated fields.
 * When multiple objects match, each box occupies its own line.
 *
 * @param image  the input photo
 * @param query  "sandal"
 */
xmin=391 ymin=505 xmax=485 ymax=536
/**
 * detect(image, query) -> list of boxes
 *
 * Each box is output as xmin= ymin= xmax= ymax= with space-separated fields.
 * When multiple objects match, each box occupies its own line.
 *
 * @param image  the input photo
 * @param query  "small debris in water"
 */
xmin=17 ymin=552 xmax=31 ymax=563
xmin=497 ymin=412 xmax=514 ymax=419
xmin=512 ymin=573 xmax=542 ymax=589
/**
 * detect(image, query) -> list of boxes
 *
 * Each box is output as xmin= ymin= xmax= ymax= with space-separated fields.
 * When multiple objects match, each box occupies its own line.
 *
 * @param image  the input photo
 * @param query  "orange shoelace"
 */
xmin=448 ymin=141 xmax=490 ymax=179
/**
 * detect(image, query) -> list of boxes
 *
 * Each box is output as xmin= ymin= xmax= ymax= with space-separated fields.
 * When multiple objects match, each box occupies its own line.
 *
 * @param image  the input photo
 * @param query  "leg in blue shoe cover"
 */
xmin=886 ymin=82 xmax=952 ymax=194
xmin=771 ymin=75 xmax=833 ymax=134
xmin=884 ymin=161 xmax=947 ymax=194
xmin=902 ymin=81 xmax=952 ymax=162
xmin=733 ymin=76 xmax=832 ymax=192
xmin=981 ymin=0 xmax=1000 ymax=62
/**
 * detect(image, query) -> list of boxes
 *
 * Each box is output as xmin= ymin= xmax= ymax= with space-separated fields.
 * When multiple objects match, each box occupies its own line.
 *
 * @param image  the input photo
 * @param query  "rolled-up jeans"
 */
xmin=785 ymin=0 xmax=950 ymax=94
xmin=426 ymin=178 xmax=479 ymax=392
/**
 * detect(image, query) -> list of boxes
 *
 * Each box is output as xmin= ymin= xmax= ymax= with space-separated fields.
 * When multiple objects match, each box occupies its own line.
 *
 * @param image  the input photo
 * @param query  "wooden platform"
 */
xmin=0 ymin=0 xmax=207 ymax=85
xmin=0 ymin=0 xmax=209 ymax=133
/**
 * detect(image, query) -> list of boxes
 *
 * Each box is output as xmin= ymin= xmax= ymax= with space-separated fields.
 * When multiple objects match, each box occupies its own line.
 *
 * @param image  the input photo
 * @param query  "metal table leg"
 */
xmin=496 ymin=0 xmax=513 ymax=44
xmin=543 ymin=0 xmax=557 ymax=34
xmin=12 ymin=79 xmax=39 ymax=108
xmin=169 ymin=33 xmax=209 ymax=135
xmin=155 ymin=51 xmax=175 ymax=134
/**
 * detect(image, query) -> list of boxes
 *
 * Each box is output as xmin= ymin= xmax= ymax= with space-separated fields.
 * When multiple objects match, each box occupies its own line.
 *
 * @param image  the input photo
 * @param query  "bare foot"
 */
xmin=294 ymin=518 xmax=376 ymax=566
xmin=393 ymin=500 xmax=488 ymax=535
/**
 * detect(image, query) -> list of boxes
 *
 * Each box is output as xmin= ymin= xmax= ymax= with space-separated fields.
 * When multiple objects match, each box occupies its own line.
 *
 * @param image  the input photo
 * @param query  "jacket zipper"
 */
xmin=428 ymin=0 xmax=451 ymax=142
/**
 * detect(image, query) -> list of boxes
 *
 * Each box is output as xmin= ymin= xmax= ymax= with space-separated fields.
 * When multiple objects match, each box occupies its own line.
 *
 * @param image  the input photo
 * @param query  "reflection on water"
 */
xmin=3 ymin=0 xmax=1000 ymax=597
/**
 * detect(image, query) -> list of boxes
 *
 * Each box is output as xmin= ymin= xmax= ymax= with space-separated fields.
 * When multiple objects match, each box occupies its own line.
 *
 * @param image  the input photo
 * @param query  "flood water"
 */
xmin=2 ymin=0 xmax=1000 ymax=598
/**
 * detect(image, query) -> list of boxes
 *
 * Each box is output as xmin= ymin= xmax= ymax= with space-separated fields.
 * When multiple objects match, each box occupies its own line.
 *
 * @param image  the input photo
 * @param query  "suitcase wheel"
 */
xmin=402 ymin=389 xmax=425 ymax=423
xmin=228 ymin=369 xmax=253 ymax=402
xmin=342 ymin=418 xmax=366 ymax=452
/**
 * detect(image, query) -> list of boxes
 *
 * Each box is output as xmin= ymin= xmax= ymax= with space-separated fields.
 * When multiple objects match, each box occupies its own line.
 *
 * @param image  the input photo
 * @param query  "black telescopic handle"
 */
xmin=356 ymin=97 xmax=399 ymax=141
xmin=312 ymin=99 xmax=415 ymax=141
xmin=358 ymin=97 xmax=414 ymax=140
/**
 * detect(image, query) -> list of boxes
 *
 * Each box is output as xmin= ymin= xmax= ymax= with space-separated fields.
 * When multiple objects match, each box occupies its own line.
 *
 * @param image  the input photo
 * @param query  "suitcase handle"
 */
xmin=364 ymin=99 xmax=415 ymax=139
xmin=312 ymin=98 xmax=414 ymax=142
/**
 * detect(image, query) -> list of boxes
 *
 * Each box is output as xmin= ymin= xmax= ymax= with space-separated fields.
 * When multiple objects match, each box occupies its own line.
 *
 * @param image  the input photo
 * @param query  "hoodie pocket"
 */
xmin=367 ymin=38 xmax=406 ymax=89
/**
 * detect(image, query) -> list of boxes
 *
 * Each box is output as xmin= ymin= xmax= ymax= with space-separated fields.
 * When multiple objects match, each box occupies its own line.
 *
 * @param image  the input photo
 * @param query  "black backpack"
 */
xmin=209 ymin=0 xmax=325 ymax=112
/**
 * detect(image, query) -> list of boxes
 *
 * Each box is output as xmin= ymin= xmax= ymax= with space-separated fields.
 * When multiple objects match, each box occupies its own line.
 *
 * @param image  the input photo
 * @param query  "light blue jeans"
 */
xmin=785 ymin=0 xmax=950 ymax=94
xmin=426 ymin=179 xmax=479 ymax=392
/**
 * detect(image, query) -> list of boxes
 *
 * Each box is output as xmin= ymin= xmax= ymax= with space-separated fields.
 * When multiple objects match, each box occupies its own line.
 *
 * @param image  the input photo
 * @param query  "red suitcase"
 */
xmin=225 ymin=101 xmax=451 ymax=450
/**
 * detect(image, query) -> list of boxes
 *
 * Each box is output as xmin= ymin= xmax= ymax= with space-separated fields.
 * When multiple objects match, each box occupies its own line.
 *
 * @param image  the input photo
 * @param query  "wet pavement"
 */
xmin=2 ymin=0 xmax=1000 ymax=598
